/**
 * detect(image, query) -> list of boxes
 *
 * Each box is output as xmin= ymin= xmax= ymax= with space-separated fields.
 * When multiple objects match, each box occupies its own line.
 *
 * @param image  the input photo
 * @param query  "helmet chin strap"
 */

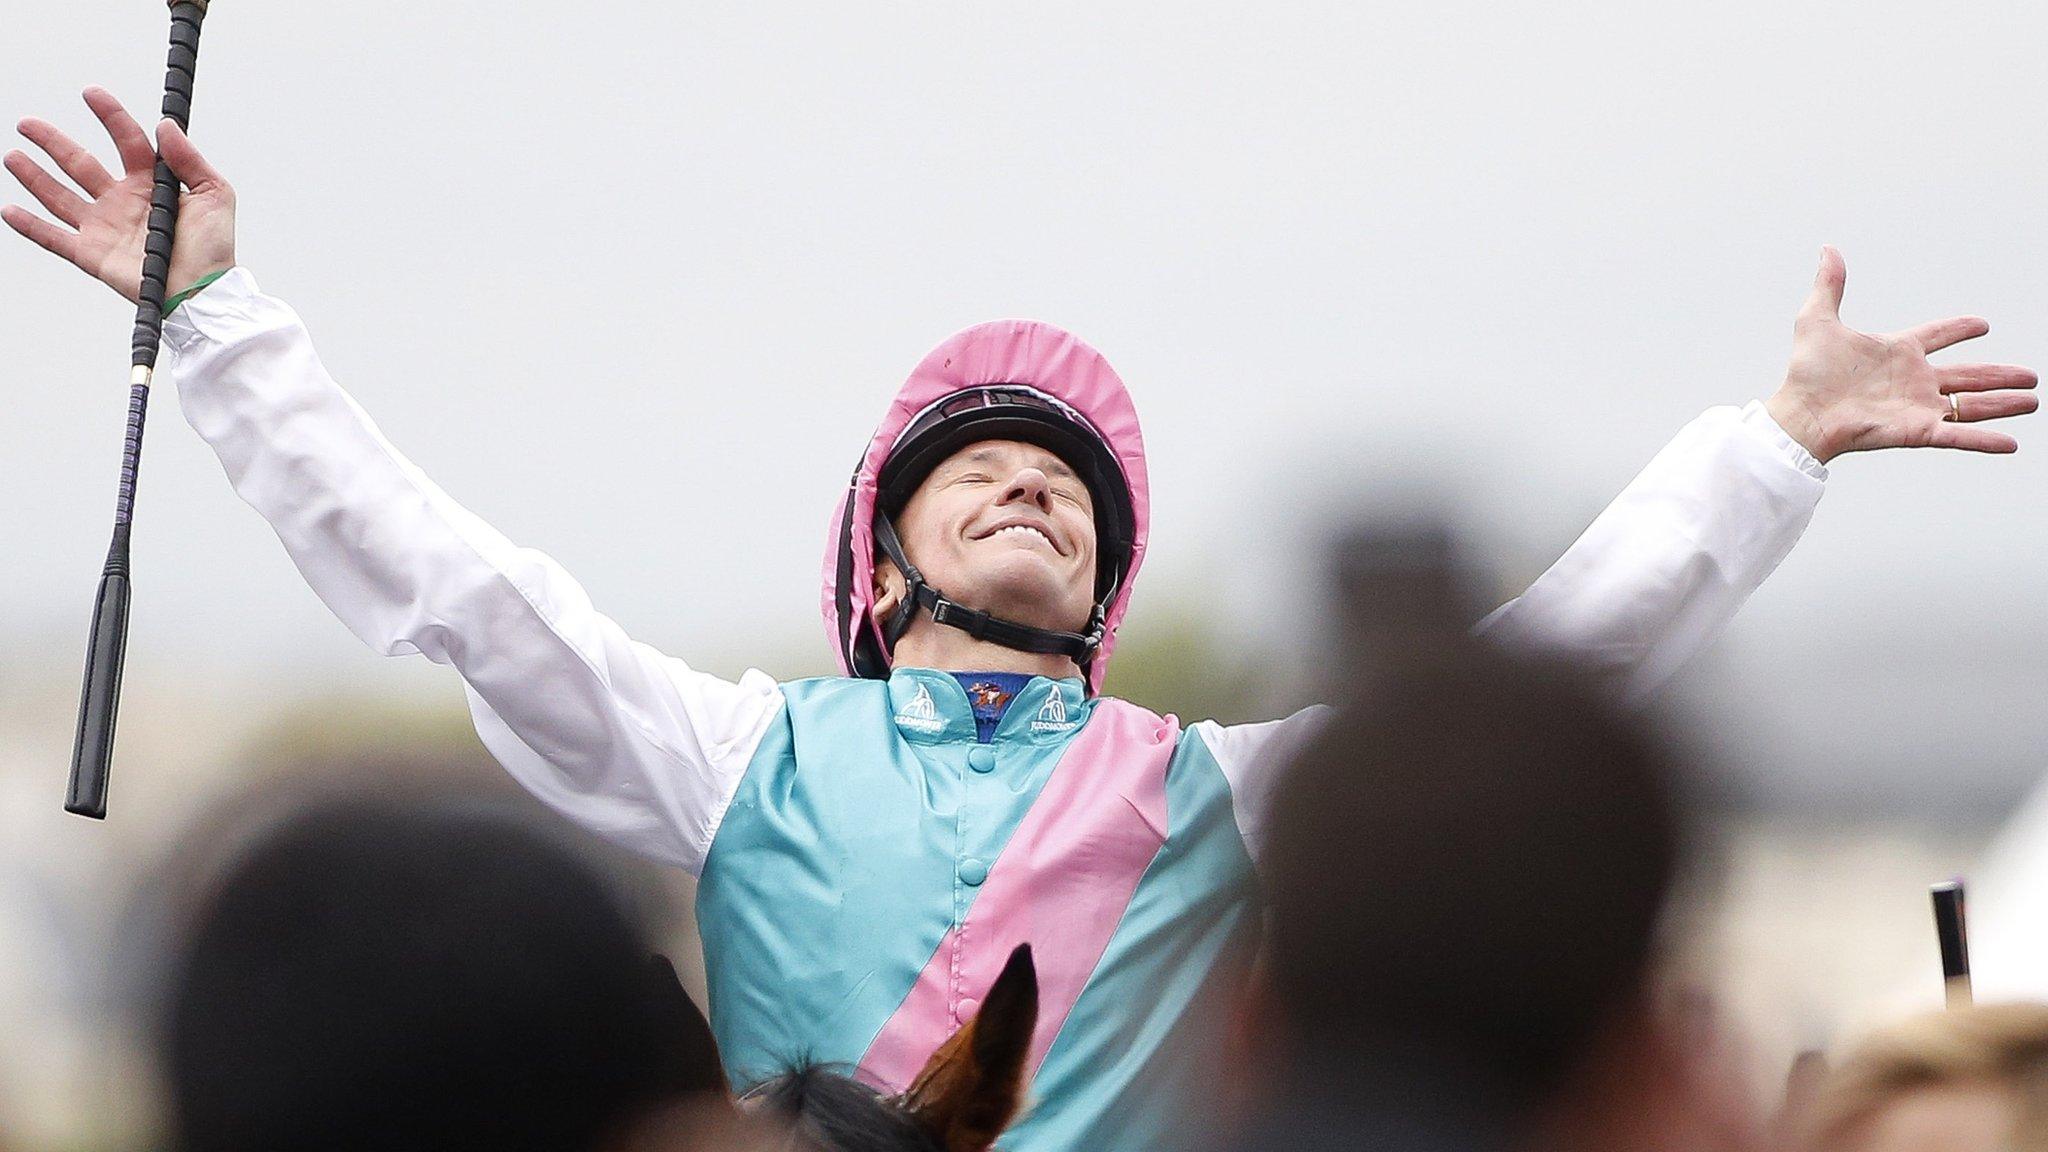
xmin=872 ymin=514 xmax=1107 ymax=667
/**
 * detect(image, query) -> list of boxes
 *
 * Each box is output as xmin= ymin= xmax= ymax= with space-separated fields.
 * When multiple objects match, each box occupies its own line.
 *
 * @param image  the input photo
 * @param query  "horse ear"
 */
xmin=899 ymin=944 xmax=1039 ymax=1152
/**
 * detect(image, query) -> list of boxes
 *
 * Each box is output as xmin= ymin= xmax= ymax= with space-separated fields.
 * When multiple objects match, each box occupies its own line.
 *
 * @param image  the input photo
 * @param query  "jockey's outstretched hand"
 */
xmin=3 ymin=86 xmax=236 ymax=305
xmin=1766 ymin=246 xmax=2037 ymax=461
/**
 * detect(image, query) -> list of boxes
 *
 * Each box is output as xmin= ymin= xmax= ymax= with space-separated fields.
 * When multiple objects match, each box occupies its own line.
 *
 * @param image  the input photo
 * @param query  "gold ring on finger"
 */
xmin=1947 ymin=393 xmax=1962 ymax=422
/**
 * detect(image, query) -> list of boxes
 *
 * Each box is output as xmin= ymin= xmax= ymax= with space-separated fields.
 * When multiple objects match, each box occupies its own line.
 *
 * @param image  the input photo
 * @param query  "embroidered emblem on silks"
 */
xmin=968 ymin=681 xmax=1013 ymax=711
xmin=894 ymin=684 xmax=944 ymax=733
xmin=1031 ymin=692 xmax=1078 ymax=734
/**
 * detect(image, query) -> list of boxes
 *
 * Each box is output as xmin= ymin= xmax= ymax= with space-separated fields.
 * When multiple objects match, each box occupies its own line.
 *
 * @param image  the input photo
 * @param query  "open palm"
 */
xmin=3 ymin=86 xmax=235 ymax=305
xmin=1766 ymin=248 xmax=2037 ymax=462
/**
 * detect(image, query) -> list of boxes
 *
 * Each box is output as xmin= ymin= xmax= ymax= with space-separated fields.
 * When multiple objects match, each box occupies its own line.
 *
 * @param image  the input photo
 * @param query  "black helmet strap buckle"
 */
xmin=873 ymin=513 xmax=1107 ymax=666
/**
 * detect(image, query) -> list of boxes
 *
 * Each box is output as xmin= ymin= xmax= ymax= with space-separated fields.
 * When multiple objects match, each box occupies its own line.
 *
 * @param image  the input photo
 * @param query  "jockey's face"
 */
xmin=879 ymin=439 xmax=1099 ymax=638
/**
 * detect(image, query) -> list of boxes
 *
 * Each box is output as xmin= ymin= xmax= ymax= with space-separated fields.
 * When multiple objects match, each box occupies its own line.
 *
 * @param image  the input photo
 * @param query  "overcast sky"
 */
xmin=5 ymin=0 xmax=2047 ymax=808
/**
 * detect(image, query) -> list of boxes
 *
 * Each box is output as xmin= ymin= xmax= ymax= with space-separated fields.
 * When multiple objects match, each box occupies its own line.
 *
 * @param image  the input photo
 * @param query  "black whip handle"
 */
xmin=67 ymin=572 xmax=130 ymax=817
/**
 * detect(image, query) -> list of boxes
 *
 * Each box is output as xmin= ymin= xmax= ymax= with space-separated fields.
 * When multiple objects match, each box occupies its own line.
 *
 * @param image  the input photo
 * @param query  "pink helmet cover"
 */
xmin=821 ymin=320 xmax=1152 ymax=690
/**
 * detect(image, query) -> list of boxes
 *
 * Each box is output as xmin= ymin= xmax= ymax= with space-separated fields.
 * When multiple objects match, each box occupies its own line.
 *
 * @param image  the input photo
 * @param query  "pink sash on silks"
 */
xmin=858 ymin=699 xmax=1176 ymax=1088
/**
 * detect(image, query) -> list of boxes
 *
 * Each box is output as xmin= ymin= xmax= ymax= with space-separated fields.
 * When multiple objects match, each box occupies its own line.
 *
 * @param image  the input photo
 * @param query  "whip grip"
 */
xmin=67 ymin=571 xmax=131 ymax=818
xmin=131 ymin=0 xmax=209 ymax=369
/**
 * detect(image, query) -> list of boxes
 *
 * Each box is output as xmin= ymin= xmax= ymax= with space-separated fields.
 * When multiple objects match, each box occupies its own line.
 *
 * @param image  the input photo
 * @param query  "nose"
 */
xmin=1000 ymin=468 xmax=1054 ymax=513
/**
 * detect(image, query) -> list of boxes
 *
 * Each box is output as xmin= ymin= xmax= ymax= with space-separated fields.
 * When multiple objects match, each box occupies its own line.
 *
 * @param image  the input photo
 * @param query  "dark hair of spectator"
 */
xmin=159 ymin=798 xmax=722 ymax=1152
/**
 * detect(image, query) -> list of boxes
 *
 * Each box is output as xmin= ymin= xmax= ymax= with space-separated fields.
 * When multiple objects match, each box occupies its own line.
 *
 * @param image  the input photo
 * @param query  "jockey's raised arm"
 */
xmin=1478 ymin=246 xmax=2037 ymax=699
xmin=1196 ymin=247 xmax=2039 ymax=864
xmin=160 ymin=272 xmax=787 ymax=872
xmin=5 ymin=89 xmax=788 ymax=873
xmin=1471 ymin=399 xmax=1824 ymax=701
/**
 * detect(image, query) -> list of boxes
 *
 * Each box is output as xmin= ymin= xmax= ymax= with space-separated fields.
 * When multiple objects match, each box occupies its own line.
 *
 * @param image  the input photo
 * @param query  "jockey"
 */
xmin=6 ymin=92 xmax=2037 ymax=1152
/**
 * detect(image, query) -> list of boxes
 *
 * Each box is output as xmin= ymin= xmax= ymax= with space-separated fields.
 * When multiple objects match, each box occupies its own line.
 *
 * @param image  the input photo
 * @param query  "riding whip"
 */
xmin=67 ymin=0 xmax=215 ymax=819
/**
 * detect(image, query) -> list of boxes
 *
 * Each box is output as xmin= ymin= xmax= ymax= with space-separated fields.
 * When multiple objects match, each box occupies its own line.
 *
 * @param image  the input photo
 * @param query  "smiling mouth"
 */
xmin=977 ymin=523 xmax=1060 ymax=553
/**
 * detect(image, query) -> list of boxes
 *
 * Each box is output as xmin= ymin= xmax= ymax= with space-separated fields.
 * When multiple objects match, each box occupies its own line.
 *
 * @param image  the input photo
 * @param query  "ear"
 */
xmin=898 ymin=944 xmax=1039 ymax=1152
xmin=872 ymin=551 xmax=907 ymax=625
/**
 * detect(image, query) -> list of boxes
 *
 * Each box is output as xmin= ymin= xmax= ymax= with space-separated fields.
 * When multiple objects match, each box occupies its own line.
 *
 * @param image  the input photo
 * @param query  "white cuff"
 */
xmin=1739 ymin=399 xmax=1828 ymax=483
xmin=162 ymin=266 xmax=265 ymax=354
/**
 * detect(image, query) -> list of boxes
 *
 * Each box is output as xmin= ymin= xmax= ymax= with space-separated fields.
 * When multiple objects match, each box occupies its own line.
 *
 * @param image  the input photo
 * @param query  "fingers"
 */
xmin=1949 ymin=391 xmax=2039 ymax=423
xmin=4 ymin=149 xmax=88 ymax=226
xmin=0 ymin=202 xmax=82 ymax=266
xmin=1927 ymin=367 xmax=2036 ymax=450
xmin=84 ymin=86 xmax=156 ymax=177
xmin=15 ymin=116 xmax=116 ymax=197
xmin=1927 ymin=421 xmax=2019 ymax=454
xmin=1940 ymin=363 xmax=2038 ymax=393
xmin=1798 ymin=245 xmax=1846 ymax=325
xmin=156 ymin=120 xmax=226 ymax=192
xmin=1906 ymin=315 xmax=1992 ymax=355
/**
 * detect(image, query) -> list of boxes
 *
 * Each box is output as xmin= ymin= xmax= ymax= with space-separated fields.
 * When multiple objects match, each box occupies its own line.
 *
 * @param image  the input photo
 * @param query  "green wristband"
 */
xmin=163 ymin=267 xmax=231 ymax=317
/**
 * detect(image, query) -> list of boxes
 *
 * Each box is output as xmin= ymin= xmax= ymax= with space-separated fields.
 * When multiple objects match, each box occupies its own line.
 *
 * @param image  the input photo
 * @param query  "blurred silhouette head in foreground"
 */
xmin=1231 ymin=522 xmax=1750 ymax=1150
xmin=1800 ymin=1002 xmax=2048 ymax=1152
xmin=158 ymin=798 xmax=723 ymax=1152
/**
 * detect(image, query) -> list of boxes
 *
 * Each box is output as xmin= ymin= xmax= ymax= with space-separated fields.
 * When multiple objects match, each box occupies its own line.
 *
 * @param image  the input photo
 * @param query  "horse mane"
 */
xmin=750 ymin=1063 xmax=944 ymax=1152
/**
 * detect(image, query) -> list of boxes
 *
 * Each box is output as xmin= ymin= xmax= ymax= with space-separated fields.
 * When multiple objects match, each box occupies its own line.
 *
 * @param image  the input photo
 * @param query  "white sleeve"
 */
xmin=1474 ymin=402 xmax=1826 ymax=702
xmin=163 ymin=268 xmax=783 ymax=874
xmin=1210 ymin=403 xmax=1825 ymax=866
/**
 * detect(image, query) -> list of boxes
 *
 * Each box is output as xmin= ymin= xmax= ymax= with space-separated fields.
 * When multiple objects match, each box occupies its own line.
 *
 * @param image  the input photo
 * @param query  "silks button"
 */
xmin=968 ymin=748 xmax=996 ymax=774
xmin=960 ymin=858 xmax=989 ymax=886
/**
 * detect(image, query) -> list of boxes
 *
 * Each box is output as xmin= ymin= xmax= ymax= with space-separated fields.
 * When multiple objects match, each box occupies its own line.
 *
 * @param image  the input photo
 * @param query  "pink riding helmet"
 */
xmin=821 ymin=319 xmax=1152 ymax=692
